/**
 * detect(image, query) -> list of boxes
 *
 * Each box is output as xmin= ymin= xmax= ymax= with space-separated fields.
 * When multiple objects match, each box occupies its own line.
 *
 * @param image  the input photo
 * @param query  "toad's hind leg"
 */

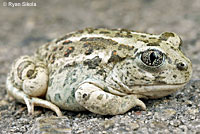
xmin=6 ymin=56 xmax=62 ymax=116
xmin=75 ymin=83 xmax=146 ymax=115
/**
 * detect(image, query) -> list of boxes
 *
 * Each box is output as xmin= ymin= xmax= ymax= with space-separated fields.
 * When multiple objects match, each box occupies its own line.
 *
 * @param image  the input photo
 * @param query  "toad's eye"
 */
xmin=141 ymin=49 xmax=164 ymax=67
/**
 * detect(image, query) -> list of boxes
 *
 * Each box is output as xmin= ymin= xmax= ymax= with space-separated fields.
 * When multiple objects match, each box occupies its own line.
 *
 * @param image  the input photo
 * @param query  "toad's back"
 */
xmin=35 ymin=28 xmax=162 ymax=72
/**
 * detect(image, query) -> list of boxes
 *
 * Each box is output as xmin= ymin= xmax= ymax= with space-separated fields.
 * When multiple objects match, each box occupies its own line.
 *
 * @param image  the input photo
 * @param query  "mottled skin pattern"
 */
xmin=6 ymin=28 xmax=192 ymax=116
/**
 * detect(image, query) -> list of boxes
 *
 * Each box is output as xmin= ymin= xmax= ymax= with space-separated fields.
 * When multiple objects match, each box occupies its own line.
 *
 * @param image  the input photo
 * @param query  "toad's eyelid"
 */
xmin=135 ymin=47 xmax=166 ymax=55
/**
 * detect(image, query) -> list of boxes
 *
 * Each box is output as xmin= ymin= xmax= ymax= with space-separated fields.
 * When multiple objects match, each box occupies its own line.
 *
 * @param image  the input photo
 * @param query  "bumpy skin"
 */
xmin=6 ymin=28 xmax=192 ymax=116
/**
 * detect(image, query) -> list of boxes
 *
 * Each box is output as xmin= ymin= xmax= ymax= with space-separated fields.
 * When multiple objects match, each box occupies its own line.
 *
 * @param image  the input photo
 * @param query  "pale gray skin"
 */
xmin=6 ymin=28 xmax=192 ymax=116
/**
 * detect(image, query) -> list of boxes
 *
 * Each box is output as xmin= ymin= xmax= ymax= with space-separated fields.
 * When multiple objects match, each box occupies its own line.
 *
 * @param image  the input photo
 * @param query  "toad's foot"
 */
xmin=7 ymin=79 xmax=62 ymax=116
xmin=75 ymin=83 xmax=146 ymax=115
xmin=6 ymin=77 xmax=62 ymax=116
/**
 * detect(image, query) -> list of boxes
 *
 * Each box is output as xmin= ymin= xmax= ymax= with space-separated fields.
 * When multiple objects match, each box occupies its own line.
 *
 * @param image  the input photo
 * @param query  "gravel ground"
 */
xmin=0 ymin=0 xmax=200 ymax=133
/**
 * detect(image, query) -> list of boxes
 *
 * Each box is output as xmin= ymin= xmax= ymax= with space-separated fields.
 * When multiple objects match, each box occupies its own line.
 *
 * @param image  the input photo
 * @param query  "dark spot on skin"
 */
xmin=118 ymin=44 xmax=134 ymax=50
xmin=160 ymin=37 xmax=167 ymax=41
xmin=166 ymin=32 xmax=175 ymax=37
xmin=48 ymin=77 xmax=53 ymax=87
xmin=58 ymin=68 xmax=62 ymax=74
xmin=115 ymin=32 xmax=132 ymax=38
xmin=85 ymin=48 xmax=93 ymax=55
xmin=26 ymin=70 xmax=34 ymax=78
xmin=63 ymin=62 xmax=77 ymax=68
xmin=118 ymin=44 xmax=125 ymax=50
xmin=141 ymin=77 xmax=145 ymax=80
xmin=83 ymin=42 xmax=91 ymax=48
xmin=81 ymin=37 xmax=101 ymax=41
xmin=69 ymin=78 xmax=77 ymax=85
xmin=76 ymin=30 xmax=84 ymax=34
xmin=134 ymin=48 xmax=138 ymax=54
xmin=96 ymin=69 xmax=106 ymax=76
xmin=66 ymin=96 xmax=75 ymax=104
xmin=53 ymin=47 xmax=57 ymax=51
xmin=173 ymin=75 xmax=177 ymax=78
xmin=48 ymin=54 xmax=51 ymax=61
xmin=81 ymin=37 xmax=118 ymax=47
xmin=149 ymin=37 xmax=157 ymax=39
xmin=126 ymin=34 xmax=133 ymax=38
xmin=85 ymin=27 xmax=94 ymax=33
xmin=179 ymin=38 xmax=182 ymax=48
xmin=99 ymin=31 xmax=111 ymax=34
xmin=47 ymin=95 xmax=51 ymax=101
xmin=160 ymin=32 xmax=175 ymax=41
xmin=141 ymin=35 xmax=146 ymax=38
xmin=83 ymin=93 xmax=87 ymax=98
xmin=66 ymin=69 xmax=77 ymax=85
xmin=167 ymin=57 xmax=172 ymax=64
xmin=45 ymin=43 xmax=50 ymax=50
xmin=156 ymin=80 xmax=167 ymax=84
xmin=29 ymin=86 xmax=34 ymax=89
xmin=154 ymin=76 xmax=167 ymax=84
xmin=82 ymin=93 xmax=90 ymax=101
xmin=71 ymin=88 xmax=76 ymax=98
xmin=108 ymin=50 xmax=125 ymax=63
xmin=119 ymin=29 xmax=128 ymax=33
xmin=59 ymin=46 xmax=64 ymax=50
xmin=63 ymin=82 xmax=66 ymax=87
xmin=139 ymin=39 xmax=149 ymax=43
xmin=63 ymin=40 xmax=72 ymax=45
xmin=97 ymin=94 xmax=103 ymax=100
xmin=120 ymin=29 xmax=131 ymax=34
xmin=112 ymin=42 xmax=118 ymax=45
xmin=130 ymin=79 xmax=134 ymax=81
xmin=19 ymin=64 xmax=37 ymax=79
xmin=54 ymin=93 xmax=61 ymax=101
xmin=147 ymin=43 xmax=160 ymax=46
xmin=83 ymin=56 xmax=102 ymax=69
xmin=50 ymin=54 xmax=56 ymax=64
xmin=126 ymin=71 xmax=130 ymax=76
xmin=52 ymin=54 xmax=56 ymax=60
xmin=80 ymin=37 xmax=87 ymax=41
xmin=103 ymin=87 xmax=109 ymax=92
xmin=170 ymin=45 xmax=179 ymax=51
xmin=64 ymin=46 xmax=75 ymax=57
xmin=115 ymin=32 xmax=121 ymax=37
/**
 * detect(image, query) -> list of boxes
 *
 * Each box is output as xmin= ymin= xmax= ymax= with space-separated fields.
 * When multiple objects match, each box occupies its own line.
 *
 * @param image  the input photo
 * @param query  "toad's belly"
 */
xmin=45 ymin=65 xmax=87 ymax=111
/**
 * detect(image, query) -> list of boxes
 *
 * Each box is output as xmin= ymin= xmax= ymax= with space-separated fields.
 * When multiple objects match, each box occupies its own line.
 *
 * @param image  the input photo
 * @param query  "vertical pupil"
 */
xmin=141 ymin=50 xmax=164 ymax=67
xmin=150 ymin=52 xmax=157 ymax=64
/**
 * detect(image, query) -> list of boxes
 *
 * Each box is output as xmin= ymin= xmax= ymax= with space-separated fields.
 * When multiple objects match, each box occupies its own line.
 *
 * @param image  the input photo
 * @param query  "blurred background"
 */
xmin=0 ymin=0 xmax=200 ymax=133
xmin=1 ymin=0 xmax=200 ymax=77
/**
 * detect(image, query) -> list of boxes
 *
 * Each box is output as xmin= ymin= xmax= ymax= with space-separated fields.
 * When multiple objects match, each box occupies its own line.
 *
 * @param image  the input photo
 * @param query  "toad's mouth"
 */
xmin=129 ymin=83 xmax=186 ymax=99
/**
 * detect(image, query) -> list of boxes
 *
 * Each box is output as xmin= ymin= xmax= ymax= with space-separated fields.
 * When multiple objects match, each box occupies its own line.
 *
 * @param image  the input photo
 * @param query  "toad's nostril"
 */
xmin=177 ymin=62 xmax=188 ymax=71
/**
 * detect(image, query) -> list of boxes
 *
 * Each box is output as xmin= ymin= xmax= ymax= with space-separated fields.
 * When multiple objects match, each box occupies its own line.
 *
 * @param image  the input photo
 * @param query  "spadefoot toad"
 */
xmin=6 ymin=28 xmax=192 ymax=116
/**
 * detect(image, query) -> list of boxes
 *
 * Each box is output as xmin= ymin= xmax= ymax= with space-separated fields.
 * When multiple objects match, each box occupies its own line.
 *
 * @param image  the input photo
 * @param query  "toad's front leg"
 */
xmin=75 ymin=83 xmax=146 ymax=115
xmin=6 ymin=56 xmax=62 ymax=116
